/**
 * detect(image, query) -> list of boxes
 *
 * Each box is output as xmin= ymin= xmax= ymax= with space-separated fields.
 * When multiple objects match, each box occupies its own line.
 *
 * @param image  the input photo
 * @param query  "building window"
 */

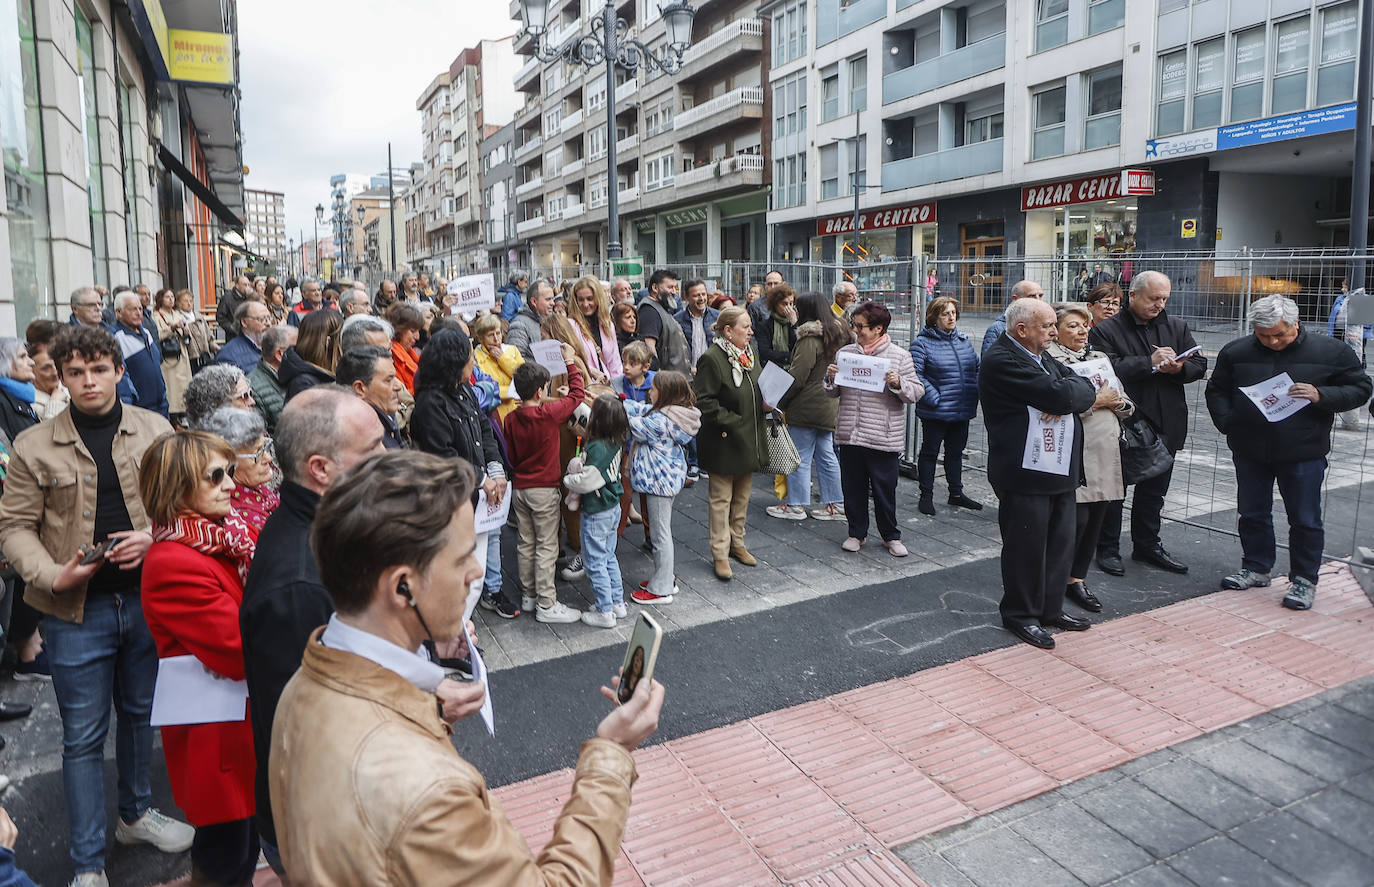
xmin=1035 ymin=0 xmax=1069 ymax=53
xmin=772 ymin=0 xmax=806 ymax=66
xmin=962 ymin=0 xmax=1005 ymax=45
xmin=848 ymin=55 xmax=867 ymax=114
xmin=1156 ymin=49 xmax=1187 ymax=135
xmin=645 ymin=151 xmax=674 ymax=190
xmin=3 ymin=0 xmax=54 ymax=322
xmin=1318 ymin=1 xmax=1358 ymax=106
xmin=588 ymin=127 xmax=606 ymax=161
xmin=820 ymin=144 xmax=839 ymax=199
xmin=75 ymin=8 xmax=108 ymax=284
xmin=965 ymin=109 xmax=1003 ymax=144
xmin=117 ymin=76 xmax=141 ymax=276
xmin=1189 ymin=38 xmax=1224 ymax=129
xmin=1271 ymin=16 xmax=1311 ymax=115
xmin=773 ymin=71 xmax=806 ymax=139
xmin=772 ymin=152 xmax=806 ymax=208
xmin=1088 ymin=0 xmax=1124 ymax=36
xmin=1084 ymin=65 xmax=1122 ymax=149
xmin=820 ymin=65 xmax=839 ymax=122
xmin=1231 ymin=27 xmax=1266 ymax=122
xmin=1032 ymin=83 xmax=1066 ymax=159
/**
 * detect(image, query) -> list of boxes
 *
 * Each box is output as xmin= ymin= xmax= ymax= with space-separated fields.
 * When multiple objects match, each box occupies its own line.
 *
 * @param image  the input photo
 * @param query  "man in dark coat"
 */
xmin=217 ymin=274 xmax=253 ymax=341
xmin=979 ymin=299 xmax=1097 ymax=649
xmin=1205 ymin=295 xmax=1372 ymax=611
xmin=1088 ymin=270 xmax=1206 ymax=576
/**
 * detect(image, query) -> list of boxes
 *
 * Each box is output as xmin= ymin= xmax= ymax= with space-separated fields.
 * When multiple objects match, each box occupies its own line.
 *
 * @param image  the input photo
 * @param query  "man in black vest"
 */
xmin=980 ymin=299 xmax=1097 ymax=649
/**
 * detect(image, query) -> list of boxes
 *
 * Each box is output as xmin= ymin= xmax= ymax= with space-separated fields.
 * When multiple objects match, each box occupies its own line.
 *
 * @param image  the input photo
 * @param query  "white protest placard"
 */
xmin=446 ymin=273 xmax=496 ymax=314
xmin=530 ymin=339 xmax=566 ymax=377
xmin=758 ymin=361 xmax=794 ymax=408
xmin=150 ymin=656 xmax=248 ymax=727
xmin=1069 ymin=356 xmax=1121 ymax=393
xmin=463 ymin=623 xmax=495 ymax=736
xmin=1239 ymin=372 xmax=1309 ymax=423
xmin=473 ymin=487 xmax=512 ymax=536
xmin=1021 ymin=406 xmax=1075 ymax=476
xmin=835 ymin=351 xmax=887 ymax=392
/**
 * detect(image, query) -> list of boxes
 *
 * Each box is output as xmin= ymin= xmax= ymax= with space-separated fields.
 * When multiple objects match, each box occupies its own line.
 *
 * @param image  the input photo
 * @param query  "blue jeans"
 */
xmin=43 ymin=593 xmax=159 ymax=873
xmin=580 ymin=506 xmax=624 ymax=613
xmin=484 ymin=525 xmax=503 ymax=594
xmin=1233 ymin=454 xmax=1326 ymax=583
xmin=786 ymin=426 xmax=843 ymax=507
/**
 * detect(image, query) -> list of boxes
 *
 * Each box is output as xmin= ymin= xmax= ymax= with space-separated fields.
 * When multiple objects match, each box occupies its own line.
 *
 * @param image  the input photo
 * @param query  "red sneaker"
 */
xmin=632 ymin=586 xmax=674 ymax=604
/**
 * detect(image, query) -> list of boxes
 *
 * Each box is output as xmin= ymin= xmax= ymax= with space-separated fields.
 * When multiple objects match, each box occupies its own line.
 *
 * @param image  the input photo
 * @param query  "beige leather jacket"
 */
xmin=271 ymin=631 xmax=638 ymax=886
xmin=0 ymin=404 xmax=171 ymax=622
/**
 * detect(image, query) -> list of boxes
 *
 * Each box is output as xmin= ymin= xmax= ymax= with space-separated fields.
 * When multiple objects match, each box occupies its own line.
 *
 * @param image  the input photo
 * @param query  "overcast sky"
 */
xmin=238 ymin=0 xmax=519 ymax=243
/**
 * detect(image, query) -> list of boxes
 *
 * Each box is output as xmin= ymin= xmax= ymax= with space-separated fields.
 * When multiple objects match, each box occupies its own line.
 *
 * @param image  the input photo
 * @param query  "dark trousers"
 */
xmin=1096 ymin=459 xmax=1175 ymax=555
xmin=1072 ymin=501 xmax=1111 ymax=579
xmin=996 ymin=489 xmax=1076 ymax=627
xmin=191 ymin=818 xmax=260 ymax=886
xmin=838 ymin=444 xmax=901 ymax=542
xmin=1233 ymin=453 xmax=1326 ymax=583
xmin=917 ymin=419 xmax=969 ymax=496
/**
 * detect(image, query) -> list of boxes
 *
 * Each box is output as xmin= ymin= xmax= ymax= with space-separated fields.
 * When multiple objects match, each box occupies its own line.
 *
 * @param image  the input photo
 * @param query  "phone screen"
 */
xmin=618 ymin=613 xmax=662 ymax=704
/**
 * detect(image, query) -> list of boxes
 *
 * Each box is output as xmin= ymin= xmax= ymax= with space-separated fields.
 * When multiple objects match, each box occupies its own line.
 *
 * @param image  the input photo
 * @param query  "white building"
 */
xmin=245 ymin=188 xmax=287 ymax=270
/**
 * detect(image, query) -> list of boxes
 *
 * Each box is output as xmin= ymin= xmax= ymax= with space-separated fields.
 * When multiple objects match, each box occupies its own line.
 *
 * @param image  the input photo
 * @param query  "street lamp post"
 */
xmin=356 ymin=205 xmax=367 ymax=278
xmin=520 ymin=0 xmax=696 ymax=264
xmin=313 ymin=203 xmax=324 ymax=278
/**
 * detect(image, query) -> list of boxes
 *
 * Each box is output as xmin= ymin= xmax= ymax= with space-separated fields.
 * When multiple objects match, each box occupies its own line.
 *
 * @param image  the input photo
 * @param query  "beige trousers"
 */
xmin=514 ymin=487 xmax=562 ymax=608
xmin=707 ymin=473 xmax=753 ymax=560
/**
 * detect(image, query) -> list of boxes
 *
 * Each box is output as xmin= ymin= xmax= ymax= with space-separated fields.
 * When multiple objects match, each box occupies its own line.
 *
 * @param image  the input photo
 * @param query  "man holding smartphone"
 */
xmin=0 ymin=325 xmax=192 ymax=887
xmin=270 ymin=451 xmax=665 ymax=885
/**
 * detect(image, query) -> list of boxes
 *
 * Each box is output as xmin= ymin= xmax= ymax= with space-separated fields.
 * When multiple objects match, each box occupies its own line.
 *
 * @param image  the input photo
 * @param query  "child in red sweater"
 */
xmin=503 ymin=347 xmax=586 ymax=623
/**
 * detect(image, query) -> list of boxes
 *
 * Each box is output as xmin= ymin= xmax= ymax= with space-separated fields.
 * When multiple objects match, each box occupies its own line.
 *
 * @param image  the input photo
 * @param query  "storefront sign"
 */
xmin=1020 ymin=170 xmax=1154 ymax=212
xmin=126 ymin=0 xmax=171 ymax=79
xmin=1216 ymin=102 xmax=1357 ymax=150
xmin=168 ymin=29 xmax=234 ymax=85
xmin=662 ymin=206 xmax=708 ymax=228
xmin=815 ymin=201 xmax=937 ymax=237
xmin=1146 ymin=130 xmax=1218 ymax=159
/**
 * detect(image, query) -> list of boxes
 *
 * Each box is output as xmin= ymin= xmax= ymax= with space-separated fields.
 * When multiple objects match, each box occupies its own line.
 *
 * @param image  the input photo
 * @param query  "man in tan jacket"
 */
xmin=0 ymin=325 xmax=191 ymax=887
xmin=270 ymin=450 xmax=664 ymax=886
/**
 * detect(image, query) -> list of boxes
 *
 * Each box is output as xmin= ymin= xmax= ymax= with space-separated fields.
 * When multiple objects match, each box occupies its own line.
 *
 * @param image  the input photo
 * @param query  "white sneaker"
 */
xmin=115 ymin=808 xmax=194 ymax=853
xmin=70 ymin=873 xmax=109 ymax=887
xmin=810 ymin=504 xmax=847 ymax=521
xmin=535 ymin=601 xmax=582 ymax=624
xmin=766 ymin=504 xmax=808 ymax=520
xmin=0 ymin=774 xmax=9 ymax=794
xmin=520 ymin=594 xmax=536 ymax=612
xmin=581 ymin=609 xmax=617 ymax=628
xmin=612 ymin=602 xmax=628 ymax=619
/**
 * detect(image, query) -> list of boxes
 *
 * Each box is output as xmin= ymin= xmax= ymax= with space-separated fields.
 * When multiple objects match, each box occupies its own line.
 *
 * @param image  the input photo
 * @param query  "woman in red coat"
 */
xmin=137 ymin=430 xmax=258 ymax=887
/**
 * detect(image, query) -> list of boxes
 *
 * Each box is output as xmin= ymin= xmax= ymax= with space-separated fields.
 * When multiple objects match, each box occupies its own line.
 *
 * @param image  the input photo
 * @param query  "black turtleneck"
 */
xmin=70 ymin=401 xmax=138 ymax=594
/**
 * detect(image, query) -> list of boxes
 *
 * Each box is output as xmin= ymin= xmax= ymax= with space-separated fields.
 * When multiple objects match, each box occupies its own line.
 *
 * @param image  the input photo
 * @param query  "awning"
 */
xmin=156 ymin=141 xmax=243 ymax=230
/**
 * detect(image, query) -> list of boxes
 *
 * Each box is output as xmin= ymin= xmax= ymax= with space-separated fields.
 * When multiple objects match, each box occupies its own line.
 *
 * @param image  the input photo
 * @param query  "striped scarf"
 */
xmin=153 ymin=511 xmax=257 ymax=583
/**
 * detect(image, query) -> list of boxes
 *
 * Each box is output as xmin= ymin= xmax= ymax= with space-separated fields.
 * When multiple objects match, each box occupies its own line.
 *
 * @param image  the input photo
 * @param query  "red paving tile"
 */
xmin=472 ymin=569 xmax=1374 ymax=885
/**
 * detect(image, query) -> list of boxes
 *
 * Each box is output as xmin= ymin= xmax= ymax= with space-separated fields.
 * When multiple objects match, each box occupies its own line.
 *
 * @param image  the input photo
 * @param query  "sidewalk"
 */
xmin=492 ymin=566 xmax=1373 ymax=886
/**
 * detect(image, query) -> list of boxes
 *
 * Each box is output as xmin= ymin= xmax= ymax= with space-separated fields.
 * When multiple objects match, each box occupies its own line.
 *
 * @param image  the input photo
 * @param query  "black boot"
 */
xmin=948 ymin=493 xmax=983 ymax=511
xmin=918 ymin=493 xmax=935 ymax=516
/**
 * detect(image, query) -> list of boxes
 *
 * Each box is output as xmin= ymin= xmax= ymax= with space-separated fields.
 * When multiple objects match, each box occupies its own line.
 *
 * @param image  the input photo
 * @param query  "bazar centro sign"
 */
xmin=816 ymin=201 xmax=937 ymax=237
xmin=1021 ymin=169 xmax=1156 ymax=212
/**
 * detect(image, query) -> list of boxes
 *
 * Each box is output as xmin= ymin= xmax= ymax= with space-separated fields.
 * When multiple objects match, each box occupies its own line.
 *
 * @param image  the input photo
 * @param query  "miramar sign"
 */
xmin=1145 ymin=102 xmax=1357 ymax=158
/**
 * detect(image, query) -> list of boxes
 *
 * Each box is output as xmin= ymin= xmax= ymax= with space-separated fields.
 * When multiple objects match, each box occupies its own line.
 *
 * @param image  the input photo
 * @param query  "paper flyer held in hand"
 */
xmin=463 ymin=623 xmax=495 ymax=736
xmin=446 ymin=273 xmax=496 ymax=313
xmin=1022 ymin=406 xmax=1074 ymax=476
xmin=1239 ymin=372 xmax=1309 ymax=423
xmin=530 ymin=339 xmax=566 ymax=377
xmin=150 ymin=655 xmax=248 ymax=727
xmin=1068 ymin=356 xmax=1121 ymax=393
xmin=757 ymin=361 xmax=794 ymax=408
xmin=835 ymin=351 xmax=887 ymax=392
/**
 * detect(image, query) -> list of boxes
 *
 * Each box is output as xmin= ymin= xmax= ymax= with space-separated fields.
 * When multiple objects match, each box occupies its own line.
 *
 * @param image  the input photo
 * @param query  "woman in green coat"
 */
xmin=693 ymin=306 xmax=767 ymax=581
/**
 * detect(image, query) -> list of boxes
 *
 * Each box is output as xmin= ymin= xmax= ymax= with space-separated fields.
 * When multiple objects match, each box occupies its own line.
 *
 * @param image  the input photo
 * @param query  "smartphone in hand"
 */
xmin=78 ymin=536 xmax=123 ymax=566
xmin=618 ymin=613 xmax=662 ymax=704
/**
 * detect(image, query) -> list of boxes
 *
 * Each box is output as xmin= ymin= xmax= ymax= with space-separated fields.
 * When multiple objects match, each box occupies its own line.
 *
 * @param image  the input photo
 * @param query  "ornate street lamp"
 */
xmin=519 ymin=0 xmax=695 ymax=261
xmin=313 ymin=203 xmax=324 ymax=278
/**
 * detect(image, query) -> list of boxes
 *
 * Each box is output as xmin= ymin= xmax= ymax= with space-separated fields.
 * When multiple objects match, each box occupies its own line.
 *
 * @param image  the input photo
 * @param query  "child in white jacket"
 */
xmin=623 ymin=371 xmax=701 ymax=604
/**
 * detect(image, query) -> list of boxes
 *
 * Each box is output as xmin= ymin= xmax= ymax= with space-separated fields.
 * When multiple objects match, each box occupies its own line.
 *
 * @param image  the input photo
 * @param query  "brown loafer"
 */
xmin=714 ymin=559 xmax=733 ymax=580
xmin=730 ymin=547 xmax=757 ymax=566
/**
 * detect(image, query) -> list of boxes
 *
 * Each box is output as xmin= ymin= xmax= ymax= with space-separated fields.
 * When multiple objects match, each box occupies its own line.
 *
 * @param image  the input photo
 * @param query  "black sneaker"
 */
xmin=479 ymin=592 xmax=520 ymax=619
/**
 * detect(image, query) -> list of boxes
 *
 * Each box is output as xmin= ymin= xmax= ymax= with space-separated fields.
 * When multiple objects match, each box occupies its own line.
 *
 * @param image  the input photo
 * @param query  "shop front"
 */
xmin=629 ymin=192 xmax=767 ymax=268
xmin=806 ymin=200 xmax=936 ymax=299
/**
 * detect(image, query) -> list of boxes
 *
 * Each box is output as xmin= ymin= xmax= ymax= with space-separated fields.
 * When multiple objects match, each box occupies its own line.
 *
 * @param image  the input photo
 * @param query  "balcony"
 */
xmin=881 ymin=138 xmax=1003 ymax=190
xmin=678 ymin=19 xmax=762 ymax=81
xmin=513 ymin=133 xmax=542 ymax=162
xmin=516 ymin=99 xmax=540 ymax=127
xmin=515 ymin=56 xmax=540 ymax=91
xmin=676 ymin=152 xmax=765 ymax=188
xmin=562 ymin=156 xmax=585 ymax=178
xmin=615 ymin=131 xmax=639 ymax=155
xmin=515 ymin=175 xmax=543 ymax=197
xmin=614 ymin=79 xmax=638 ymax=105
xmin=618 ymin=186 xmax=639 ymax=203
xmin=562 ymin=201 xmax=585 ymax=222
xmin=883 ymin=34 xmax=1006 ymax=105
xmin=673 ymin=86 xmax=764 ymax=139
xmin=561 ymin=108 xmax=585 ymax=132
xmin=516 ymin=216 xmax=543 ymax=235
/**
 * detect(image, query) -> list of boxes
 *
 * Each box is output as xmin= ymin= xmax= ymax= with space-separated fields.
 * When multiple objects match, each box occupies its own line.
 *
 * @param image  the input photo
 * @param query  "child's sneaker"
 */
xmin=581 ymin=609 xmax=617 ymax=628
xmin=766 ymin=504 xmax=808 ymax=520
xmin=810 ymin=504 xmax=846 ymax=521
xmin=536 ymin=601 xmax=582 ymax=623
xmin=479 ymin=592 xmax=520 ymax=619
xmin=520 ymin=594 xmax=536 ymax=612
xmin=559 ymin=554 xmax=585 ymax=580
xmin=612 ymin=602 xmax=629 ymax=619
xmin=632 ymin=587 xmax=674 ymax=605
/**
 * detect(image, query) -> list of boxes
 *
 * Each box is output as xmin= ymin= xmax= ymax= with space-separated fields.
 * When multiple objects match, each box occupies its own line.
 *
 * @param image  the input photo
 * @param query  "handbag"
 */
xmin=760 ymin=411 xmax=801 ymax=476
xmin=1119 ymin=413 xmax=1173 ymax=485
xmin=159 ymin=334 xmax=182 ymax=357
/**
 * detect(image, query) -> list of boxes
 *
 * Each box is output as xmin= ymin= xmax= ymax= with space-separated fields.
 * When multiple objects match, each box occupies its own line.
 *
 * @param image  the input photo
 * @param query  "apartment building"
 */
xmin=766 ymin=0 xmax=1366 ymax=305
xmin=245 ymin=189 xmax=287 ymax=271
xmin=481 ymin=121 xmax=526 ymax=275
xmin=413 ymin=38 xmax=519 ymax=277
xmin=510 ymin=0 xmax=769 ymax=274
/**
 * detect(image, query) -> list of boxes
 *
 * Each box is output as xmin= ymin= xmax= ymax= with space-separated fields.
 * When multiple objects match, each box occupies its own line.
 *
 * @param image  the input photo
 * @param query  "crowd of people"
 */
xmin=0 ymin=260 xmax=1364 ymax=885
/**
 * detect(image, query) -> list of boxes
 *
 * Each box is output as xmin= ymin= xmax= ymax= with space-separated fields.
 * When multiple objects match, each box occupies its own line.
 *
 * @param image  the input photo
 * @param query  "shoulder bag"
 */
xmin=761 ymin=410 xmax=801 ymax=476
xmin=1119 ymin=413 xmax=1173 ymax=485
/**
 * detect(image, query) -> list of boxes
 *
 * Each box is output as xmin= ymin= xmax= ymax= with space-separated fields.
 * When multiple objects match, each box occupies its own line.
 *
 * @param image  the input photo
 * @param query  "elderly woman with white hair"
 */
xmin=185 ymin=365 xmax=254 ymax=429
xmin=197 ymin=406 xmax=279 ymax=534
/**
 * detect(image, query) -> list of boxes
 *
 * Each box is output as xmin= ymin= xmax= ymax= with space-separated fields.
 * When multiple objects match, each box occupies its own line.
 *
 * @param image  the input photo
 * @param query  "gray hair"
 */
xmin=198 ymin=405 xmax=265 ymax=449
xmin=340 ymin=315 xmax=392 ymax=351
xmin=1129 ymin=270 xmax=1170 ymax=297
xmin=261 ymin=324 xmax=295 ymax=357
xmin=185 ymin=365 xmax=247 ymax=427
xmin=509 ymin=270 xmax=528 ymax=286
xmin=275 ymin=385 xmax=357 ymax=485
xmin=1249 ymin=294 xmax=1300 ymax=329
xmin=69 ymin=287 xmax=100 ymax=309
xmin=528 ymin=279 xmax=554 ymax=301
xmin=832 ymin=280 xmax=854 ymax=297
xmin=114 ymin=290 xmax=142 ymax=311
xmin=1005 ymin=297 xmax=1048 ymax=332
xmin=0 ymin=337 xmax=26 ymax=379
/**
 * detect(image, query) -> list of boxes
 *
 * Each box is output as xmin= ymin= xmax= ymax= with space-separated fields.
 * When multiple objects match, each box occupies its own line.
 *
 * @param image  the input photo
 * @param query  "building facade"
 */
xmin=245 ymin=188 xmax=287 ymax=271
xmin=480 ymin=120 xmax=524 ymax=276
xmin=1 ymin=0 xmax=245 ymax=334
xmin=510 ymin=0 xmax=769 ymax=278
xmin=765 ymin=0 xmax=1367 ymax=306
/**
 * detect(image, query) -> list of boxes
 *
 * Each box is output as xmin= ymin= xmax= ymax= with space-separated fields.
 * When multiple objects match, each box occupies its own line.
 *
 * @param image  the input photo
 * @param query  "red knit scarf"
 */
xmin=230 ymin=484 xmax=280 ymax=535
xmin=153 ymin=511 xmax=257 ymax=582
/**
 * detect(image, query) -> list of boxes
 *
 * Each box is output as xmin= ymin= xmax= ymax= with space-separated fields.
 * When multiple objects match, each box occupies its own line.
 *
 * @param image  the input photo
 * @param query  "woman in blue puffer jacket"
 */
xmin=909 ymin=296 xmax=982 ymax=516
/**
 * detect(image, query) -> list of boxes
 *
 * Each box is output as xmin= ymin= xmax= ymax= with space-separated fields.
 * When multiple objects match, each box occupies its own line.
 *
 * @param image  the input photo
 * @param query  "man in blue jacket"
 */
xmin=980 ymin=279 xmax=1044 ymax=357
xmin=499 ymin=271 xmax=528 ymax=323
xmin=216 ymin=302 xmax=274 ymax=374
xmin=110 ymin=292 xmax=168 ymax=417
xmin=69 ymin=287 xmax=138 ymax=408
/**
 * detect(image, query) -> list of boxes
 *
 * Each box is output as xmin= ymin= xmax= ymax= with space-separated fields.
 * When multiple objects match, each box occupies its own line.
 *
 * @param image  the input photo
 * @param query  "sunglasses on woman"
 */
xmin=205 ymin=464 xmax=237 ymax=485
